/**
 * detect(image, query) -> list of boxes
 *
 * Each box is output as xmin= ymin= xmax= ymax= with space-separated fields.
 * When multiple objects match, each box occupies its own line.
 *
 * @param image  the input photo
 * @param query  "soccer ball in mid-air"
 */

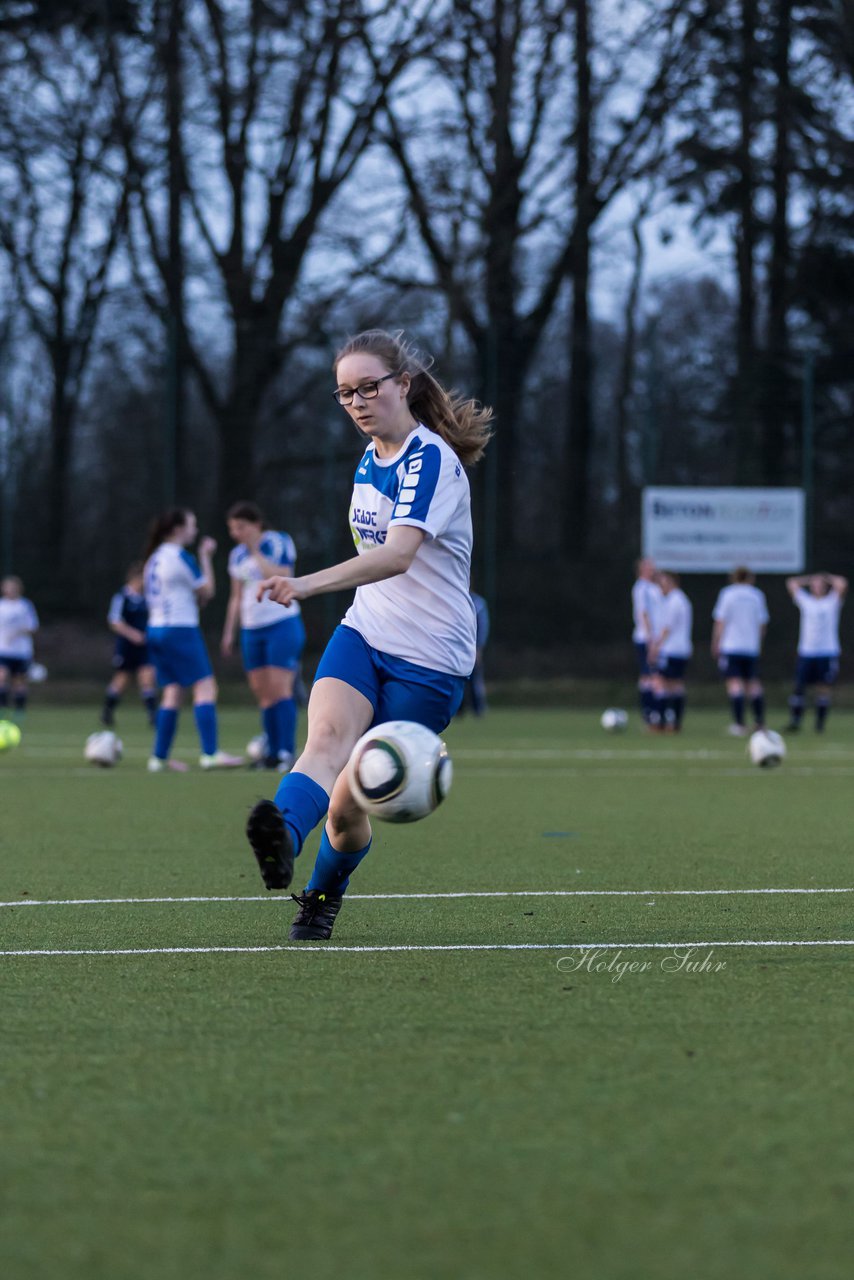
xmin=246 ymin=733 xmax=268 ymax=763
xmin=748 ymin=729 xmax=786 ymax=768
xmin=84 ymin=730 xmax=123 ymax=768
xmin=0 ymin=719 xmax=22 ymax=751
xmin=600 ymin=708 xmax=628 ymax=732
xmin=347 ymin=720 xmax=453 ymax=823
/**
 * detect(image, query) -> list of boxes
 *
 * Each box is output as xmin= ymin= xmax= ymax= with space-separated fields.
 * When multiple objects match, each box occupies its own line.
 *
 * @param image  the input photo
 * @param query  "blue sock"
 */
xmin=194 ymin=702 xmax=218 ymax=755
xmin=751 ymin=694 xmax=765 ymax=726
xmin=273 ymin=771 xmax=329 ymax=856
xmin=729 ymin=694 xmax=745 ymax=726
xmin=276 ymin=697 xmax=297 ymax=755
xmin=262 ymin=705 xmax=281 ymax=757
xmin=306 ymin=827 xmax=372 ymax=896
xmin=154 ymin=708 xmax=179 ymax=759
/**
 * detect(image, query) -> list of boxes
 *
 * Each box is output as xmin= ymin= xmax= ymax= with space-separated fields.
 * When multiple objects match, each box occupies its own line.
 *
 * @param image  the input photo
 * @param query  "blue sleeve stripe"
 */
xmin=393 ymin=444 xmax=441 ymax=522
xmin=179 ymin=549 xmax=203 ymax=581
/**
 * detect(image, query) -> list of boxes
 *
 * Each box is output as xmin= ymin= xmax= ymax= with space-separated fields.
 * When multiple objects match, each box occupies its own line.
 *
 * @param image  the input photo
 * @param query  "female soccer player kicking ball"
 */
xmin=245 ymin=329 xmax=492 ymax=941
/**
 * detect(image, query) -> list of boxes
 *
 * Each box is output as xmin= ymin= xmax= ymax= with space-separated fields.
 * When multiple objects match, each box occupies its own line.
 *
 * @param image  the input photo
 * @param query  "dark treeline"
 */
xmin=0 ymin=0 xmax=852 ymax=657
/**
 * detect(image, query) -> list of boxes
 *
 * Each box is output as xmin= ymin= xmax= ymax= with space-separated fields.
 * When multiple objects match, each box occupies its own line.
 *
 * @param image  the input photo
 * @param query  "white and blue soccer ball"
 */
xmin=84 ymin=730 xmax=123 ymax=768
xmin=748 ymin=729 xmax=786 ymax=768
xmin=347 ymin=720 xmax=453 ymax=823
xmin=600 ymin=708 xmax=629 ymax=732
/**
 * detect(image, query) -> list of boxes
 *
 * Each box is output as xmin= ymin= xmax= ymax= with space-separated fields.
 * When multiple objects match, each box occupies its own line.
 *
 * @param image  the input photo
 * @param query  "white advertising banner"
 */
xmin=642 ymin=487 xmax=805 ymax=573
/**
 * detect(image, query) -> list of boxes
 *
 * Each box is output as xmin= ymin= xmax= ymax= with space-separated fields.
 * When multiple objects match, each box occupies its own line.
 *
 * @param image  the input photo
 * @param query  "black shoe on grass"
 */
xmin=288 ymin=890 xmax=343 ymax=941
xmin=246 ymin=799 xmax=294 ymax=890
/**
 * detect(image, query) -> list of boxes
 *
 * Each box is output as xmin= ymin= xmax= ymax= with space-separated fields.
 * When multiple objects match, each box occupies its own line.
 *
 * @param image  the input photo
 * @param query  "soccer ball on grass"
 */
xmin=0 ymin=719 xmax=22 ymax=751
xmin=748 ymin=729 xmax=786 ymax=768
xmin=600 ymin=708 xmax=628 ymax=732
xmin=84 ymin=730 xmax=123 ymax=767
xmin=347 ymin=720 xmax=452 ymax=823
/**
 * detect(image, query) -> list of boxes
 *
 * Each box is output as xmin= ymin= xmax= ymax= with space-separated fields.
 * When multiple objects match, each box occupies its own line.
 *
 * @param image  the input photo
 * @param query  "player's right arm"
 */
xmin=258 ymin=526 xmax=425 ymax=606
xmin=785 ymin=575 xmax=809 ymax=598
xmin=711 ymin=618 xmax=724 ymax=659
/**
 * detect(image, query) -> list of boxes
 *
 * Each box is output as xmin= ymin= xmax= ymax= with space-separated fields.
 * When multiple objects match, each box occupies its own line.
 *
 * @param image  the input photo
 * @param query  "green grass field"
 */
xmin=1 ymin=703 xmax=853 ymax=1280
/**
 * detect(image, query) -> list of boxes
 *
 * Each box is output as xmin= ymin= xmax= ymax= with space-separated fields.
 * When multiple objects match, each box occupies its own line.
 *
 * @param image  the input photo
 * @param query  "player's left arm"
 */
xmin=826 ymin=573 xmax=848 ymax=598
xmin=258 ymin=526 xmax=425 ymax=605
xmin=194 ymin=538 xmax=216 ymax=606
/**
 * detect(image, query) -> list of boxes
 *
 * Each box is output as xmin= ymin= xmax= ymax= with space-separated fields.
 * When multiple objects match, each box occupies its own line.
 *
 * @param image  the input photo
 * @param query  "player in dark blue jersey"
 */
xmin=101 ymin=563 xmax=157 ymax=727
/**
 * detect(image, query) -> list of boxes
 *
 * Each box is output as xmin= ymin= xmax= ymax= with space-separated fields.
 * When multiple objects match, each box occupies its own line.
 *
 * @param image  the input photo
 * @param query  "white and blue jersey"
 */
xmin=0 ymin=597 xmax=39 ymax=661
xmin=658 ymin=588 xmax=693 ymax=659
xmin=794 ymin=589 xmax=842 ymax=657
xmin=144 ymin=543 xmax=205 ymax=627
xmin=144 ymin=543 xmax=211 ymax=687
xmin=228 ymin=532 xmax=300 ymax=629
xmin=343 ymin=424 xmax=476 ymax=678
xmin=632 ymin=578 xmax=662 ymax=644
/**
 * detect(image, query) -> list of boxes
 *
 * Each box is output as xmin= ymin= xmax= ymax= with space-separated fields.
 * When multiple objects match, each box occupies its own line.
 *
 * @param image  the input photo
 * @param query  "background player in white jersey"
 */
xmin=631 ymin=557 xmax=663 ymax=726
xmin=784 ymin=572 xmax=848 ymax=732
xmin=221 ymin=501 xmax=306 ymax=770
xmin=649 ymin=571 xmax=692 ymax=732
xmin=143 ymin=508 xmax=243 ymax=772
xmin=0 ymin=575 xmax=39 ymax=721
xmin=711 ymin=567 xmax=769 ymax=736
xmin=101 ymin=562 xmax=157 ymax=728
xmin=245 ymin=328 xmax=492 ymax=942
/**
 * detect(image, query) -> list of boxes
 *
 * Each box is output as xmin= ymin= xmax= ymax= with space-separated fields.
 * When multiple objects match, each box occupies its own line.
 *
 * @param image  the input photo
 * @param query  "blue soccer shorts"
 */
xmin=721 ymin=653 xmax=759 ymax=681
xmin=241 ymin=616 xmax=306 ymax=673
xmin=314 ymin=624 xmax=466 ymax=733
xmin=658 ymin=655 xmax=688 ymax=680
xmin=795 ymin=655 xmax=839 ymax=687
xmin=147 ymin=626 xmax=213 ymax=688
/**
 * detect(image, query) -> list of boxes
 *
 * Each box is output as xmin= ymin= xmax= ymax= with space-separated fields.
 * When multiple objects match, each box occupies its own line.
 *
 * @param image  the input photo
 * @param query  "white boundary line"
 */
xmin=2 ymin=939 xmax=854 ymax=957
xmin=1 ymin=887 xmax=852 ymax=908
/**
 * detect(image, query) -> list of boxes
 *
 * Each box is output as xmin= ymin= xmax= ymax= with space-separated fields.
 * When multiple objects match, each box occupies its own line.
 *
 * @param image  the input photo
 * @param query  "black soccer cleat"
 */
xmin=246 ymin=799 xmax=294 ymax=890
xmin=288 ymin=890 xmax=343 ymax=941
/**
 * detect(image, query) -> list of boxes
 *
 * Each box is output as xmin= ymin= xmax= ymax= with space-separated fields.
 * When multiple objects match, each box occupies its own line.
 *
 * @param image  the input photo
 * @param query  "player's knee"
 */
xmin=326 ymin=801 xmax=361 ymax=840
xmin=304 ymin=718 xmax=355 ymax=770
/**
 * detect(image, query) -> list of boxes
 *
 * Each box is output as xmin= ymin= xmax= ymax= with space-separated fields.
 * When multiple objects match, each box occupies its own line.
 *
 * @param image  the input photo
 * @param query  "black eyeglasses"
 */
xmin=332 ymin=372 xmax=398 ymax=406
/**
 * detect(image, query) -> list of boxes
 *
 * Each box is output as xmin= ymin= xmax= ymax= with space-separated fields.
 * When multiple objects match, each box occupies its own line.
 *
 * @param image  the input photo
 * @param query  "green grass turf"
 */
xmin=1 ymin=703 xmax=853 ymax=1280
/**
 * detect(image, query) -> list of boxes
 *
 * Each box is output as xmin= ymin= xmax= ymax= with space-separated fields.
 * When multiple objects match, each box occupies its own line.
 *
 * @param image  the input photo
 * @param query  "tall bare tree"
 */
xmin=109 ymin=0 xmax=435 ymax=514
xmin=370 ymin=0 xmax=706 ymax=555
xmin=0 ymin=22 xmax=128 ymax=566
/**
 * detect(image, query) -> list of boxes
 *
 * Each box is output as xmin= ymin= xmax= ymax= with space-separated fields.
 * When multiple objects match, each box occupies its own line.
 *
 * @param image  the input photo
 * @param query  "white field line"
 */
xmin=0 ymin=887 xmax=852 ymax=909
xmin=2 ymin=939 xmax=854 ymax=957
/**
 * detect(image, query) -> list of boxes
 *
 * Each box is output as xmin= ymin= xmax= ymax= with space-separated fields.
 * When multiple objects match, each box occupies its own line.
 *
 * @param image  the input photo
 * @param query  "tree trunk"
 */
xmin=733 ymin=0 xmax=759 ymax=483
xmin=162 ymin=0 xmax=186 ymax=502
xmin=761 ymin=0 xmax=792 ymax=484
xmin=564 ymin=0 xmax=593 ymax=554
